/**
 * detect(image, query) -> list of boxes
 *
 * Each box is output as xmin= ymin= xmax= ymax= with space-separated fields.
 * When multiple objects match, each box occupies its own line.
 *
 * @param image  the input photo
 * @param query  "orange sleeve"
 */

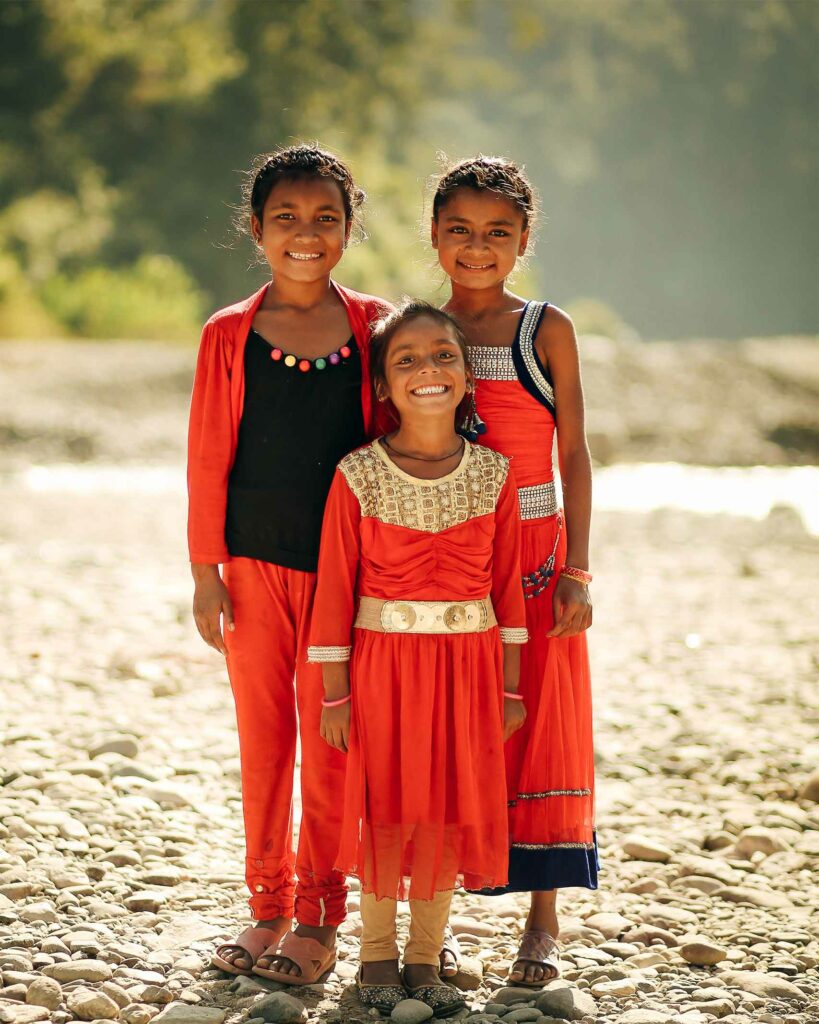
xmin=491 ymin=465 xmax=528 ymax=644
xmin=307 ymin=468 xmax=362 ymax=662
xmin=187 ymin=320 xmax=234 ymax=564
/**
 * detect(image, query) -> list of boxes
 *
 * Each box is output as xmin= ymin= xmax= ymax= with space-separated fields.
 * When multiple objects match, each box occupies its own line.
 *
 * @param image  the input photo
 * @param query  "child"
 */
xmin=431 ymin=156 xmax=597 ymax=986
xmin=308 ymin=302 xmax=528 ymax=1016
xmin=188 ymin=144 xmax=392 ymax=984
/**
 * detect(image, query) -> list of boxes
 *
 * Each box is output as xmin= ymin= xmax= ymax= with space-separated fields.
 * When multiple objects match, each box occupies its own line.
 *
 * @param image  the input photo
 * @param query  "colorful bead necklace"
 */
xmin=269 ymin=341 xmax=353 ymax=372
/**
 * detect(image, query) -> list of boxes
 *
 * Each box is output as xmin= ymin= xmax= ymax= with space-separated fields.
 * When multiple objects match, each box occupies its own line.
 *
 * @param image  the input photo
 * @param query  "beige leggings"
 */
xmin=360 ymin=890 xmax=454 ymax=965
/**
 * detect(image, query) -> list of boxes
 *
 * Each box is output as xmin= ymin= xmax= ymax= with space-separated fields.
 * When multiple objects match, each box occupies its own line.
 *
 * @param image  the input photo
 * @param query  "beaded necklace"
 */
xmin=268 ymin=339 xmax=353 ymax=373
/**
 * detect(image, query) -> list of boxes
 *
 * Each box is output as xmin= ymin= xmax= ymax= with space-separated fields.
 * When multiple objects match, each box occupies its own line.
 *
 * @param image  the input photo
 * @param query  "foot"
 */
xmin=256 ymin=923 xmax=337 ymax=977
xmin=438 ymin=925 xmax=460 ymax=978
xmin=403 ymin=963 xmax=446 ymax=988
xmin=217 ymin=918 xmax=289 ymax=973
xmin=359 ymin=959 xmax=402 ymax=986
xmin=509 ymin=926 xmax=560 ymax=986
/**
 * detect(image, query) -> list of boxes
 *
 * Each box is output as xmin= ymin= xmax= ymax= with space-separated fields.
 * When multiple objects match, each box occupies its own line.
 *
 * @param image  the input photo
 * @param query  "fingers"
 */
xmin=222 ymin=594 xmax=235 ymax=633
xmin=193 ymin=607 xmax=227 ymax=655
xmin=547 ymin=600 xmax=592 ymax=638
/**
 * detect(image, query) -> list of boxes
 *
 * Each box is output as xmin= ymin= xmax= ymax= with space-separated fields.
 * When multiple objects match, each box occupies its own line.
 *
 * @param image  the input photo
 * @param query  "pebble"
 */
xmin=253 ymin=993 xmax=308 ymax=1023
xmin=0 ymin=1008 xmax=51 ymax=1024
xmin=679 ymin=940 xmax=728 ymax=966
xmin=620 ymin=837 xmax=674 ymax=862
xmin=154 ymin=1009 xmax=226 ymax=1024
xmin=798 ymin=768 xmax=819 ymax=802
xmin=124 ymin=892 xmax=168 ymax=913
xmin=390 ymin=1000 xmax=434 ymax=1024
xmin=534 ymin=981 xmax=597 ymax=1020
xmin=614 ymin=1012 xmax=672 ymax=1024
xmin=583 ymin=913 xmax=631 ymax=940
xmin=66 ymin=987 xmax=121 ymax=1021
xmin=43 ymin=960 xmax=113 ymax=983
xmin=718 ymin=971 xmax=807 ymax=1003
xmin=24 ymin=978 xmax=62 ymax=1010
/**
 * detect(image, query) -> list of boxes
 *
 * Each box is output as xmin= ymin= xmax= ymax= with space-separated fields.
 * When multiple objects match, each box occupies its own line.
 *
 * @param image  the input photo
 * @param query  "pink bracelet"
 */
xmin=504 ymin=691 xmax=525 ymax=701
xmin=560 ymin=565 xmax=593 ymax=585
xmin=321 ymin=693 xmax=351 ymax=708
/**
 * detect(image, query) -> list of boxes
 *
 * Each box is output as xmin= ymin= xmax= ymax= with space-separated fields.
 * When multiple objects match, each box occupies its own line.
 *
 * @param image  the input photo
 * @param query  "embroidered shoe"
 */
xmin=400 ymin=967 xmax=467 ymax=1018
xmin=355 ymin=967 xmax=406 ymax=1016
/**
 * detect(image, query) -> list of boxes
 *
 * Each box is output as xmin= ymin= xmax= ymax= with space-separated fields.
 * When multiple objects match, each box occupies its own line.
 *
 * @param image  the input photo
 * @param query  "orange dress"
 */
xmin=469 ymin=300 xmax=598 ymax=892
xmin=308 ymin=440 xmax=528 ymax=901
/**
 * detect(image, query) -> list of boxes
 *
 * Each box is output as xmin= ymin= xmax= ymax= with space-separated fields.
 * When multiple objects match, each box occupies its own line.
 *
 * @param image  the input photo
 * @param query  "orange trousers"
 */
xmin=223 ymin=557 xmax=348 ymax=926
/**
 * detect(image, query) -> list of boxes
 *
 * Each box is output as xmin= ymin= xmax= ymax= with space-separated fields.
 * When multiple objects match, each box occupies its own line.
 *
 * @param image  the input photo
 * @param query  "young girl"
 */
xmin=188 ymin=144 xmax=392 ymax=984
xmin=307 ymin=302 xmax=528 ymax=1016
xmin=431 ymin=156 xmax=597 ymax=986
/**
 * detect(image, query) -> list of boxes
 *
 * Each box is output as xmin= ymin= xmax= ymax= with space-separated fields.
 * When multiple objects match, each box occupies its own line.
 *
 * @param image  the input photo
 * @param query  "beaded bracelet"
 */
xmin=321 ymin=694 xmax=352 ymax=708
xmin=559 ymin=565 xmax=593 ymax=585
xmin=504 ymin=691 xmax=525 ymax=701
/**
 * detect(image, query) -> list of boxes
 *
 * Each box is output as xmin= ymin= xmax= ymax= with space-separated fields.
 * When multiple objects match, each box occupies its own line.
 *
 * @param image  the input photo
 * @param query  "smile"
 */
xmin=411 ymin=385 xmax=449 ymax=396
xmin=286 ymin=252 xmax=322 ymax=261
xmin=459 ymin=261 xmax=494 ymax=270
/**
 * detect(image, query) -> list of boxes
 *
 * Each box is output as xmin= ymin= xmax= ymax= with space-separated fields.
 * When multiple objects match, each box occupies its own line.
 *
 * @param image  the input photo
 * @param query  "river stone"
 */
xmin=621 ymin=837 xmax=674 ymax=862
xmin=583 ymin=912 xmax=631 ymax=939
xmin=640 ymin=904 xmax=699 ymax=928
xmin=713 ymin=886 xmax=792 ymax=909
xmin=718 ymin=971 xmax=807 ymax=1002
xmin=390 ymin=999 xmax=434 ymax=1024
xmin=731 ymin=827 xmax=789 ymax=859
xmin=0 ymin=1008 xmax=51 ymax=1024
xmin=798 ymin=768 xmax=819 ymax=802
xmin=120 ymin=1007 xmax=155 ymax=1024
xmin=503 ymin=1010 xmax=542 ymax=1023
xmin=66 ymin=988 xmax=120 ymax=1021
xmin=100 ymin=984 xmax=131 ymax=1010
xmin=534 ymin=981 xmax=597 ymax=1020
xmin=124 ymin=891 xmax=168 ymax=913
xmin=44 ymin=960 xmax=113 ymax=983
xmin=614 ymin=1012 xmax=673 ymax=1024
xmin=676 ymin=856 xmax=740 ymax=886
xmin=452 ymin=955 xmax=483 ymax=991
xmin=154 ymin=1008 xmax=227 ymax=1024
xmin=24 ymin=978 xmax=62 ymax=1010
xmin=253 ymin=993 xmax=307 ymax=1024
xmin=679 ymin=939 xmax=727 ymax=966
xmin=590 ymin=978 xmax=637 ymax=997
xmin=18 ymin=902 xmax=58 ymax=924
xmin=89 ymin=737 xmax=139 ymax=759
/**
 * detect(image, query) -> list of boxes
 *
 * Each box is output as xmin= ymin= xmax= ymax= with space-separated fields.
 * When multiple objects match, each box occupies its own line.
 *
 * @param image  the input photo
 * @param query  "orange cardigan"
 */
xmin=187 ymin=280 xmax=392 ymax=565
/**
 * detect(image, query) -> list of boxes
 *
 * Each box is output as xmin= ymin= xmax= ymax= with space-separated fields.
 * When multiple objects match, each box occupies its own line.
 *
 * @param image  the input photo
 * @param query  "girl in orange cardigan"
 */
xmin=188 ymin=144 xmax=391 ymax=985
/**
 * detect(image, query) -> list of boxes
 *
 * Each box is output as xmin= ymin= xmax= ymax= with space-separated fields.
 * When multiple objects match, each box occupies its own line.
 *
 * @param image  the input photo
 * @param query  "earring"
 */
xmin=457 ymin=388 xmax=486 ymax=442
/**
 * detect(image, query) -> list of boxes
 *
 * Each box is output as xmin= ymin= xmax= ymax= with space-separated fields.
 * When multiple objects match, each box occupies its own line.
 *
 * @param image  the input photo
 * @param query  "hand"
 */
xmin=320 ymin=702 xmax=350 ymax=753
xmin=547 ymin=575 xmax=592 ymax=638
xmin=503 ymin=696 xmax=526 ymax=741
xmin=192 ymin=566 xmax=235 ymax=655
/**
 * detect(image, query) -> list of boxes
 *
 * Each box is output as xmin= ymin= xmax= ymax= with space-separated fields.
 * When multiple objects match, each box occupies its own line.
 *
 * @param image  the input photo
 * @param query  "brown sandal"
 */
xmin=211 ymin=924 xmax=288 ymax=977
xmin=508 ymin=929 xmax=560 ymax=988
xmin=252 ymin=930 xmax=336 ymax=985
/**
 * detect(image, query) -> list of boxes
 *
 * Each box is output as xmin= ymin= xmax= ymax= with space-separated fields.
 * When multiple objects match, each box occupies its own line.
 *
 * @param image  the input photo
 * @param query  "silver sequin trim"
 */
xmin=467 ymin=345 xmax=517 ymax=381
xmin=499 ymin=626 xmax=528 ymax=644
xmin=306 ymin=645 xmax=352 ymax=663
xmin=512 ymin=841 xmax=596 ymax=850
xmin=517 ymin=788 xmax=592 ymax=800
xmin=518 ymin=481 xmax=558 ymax=520
xmin=519 ymin=301 xmax=555 ymax=408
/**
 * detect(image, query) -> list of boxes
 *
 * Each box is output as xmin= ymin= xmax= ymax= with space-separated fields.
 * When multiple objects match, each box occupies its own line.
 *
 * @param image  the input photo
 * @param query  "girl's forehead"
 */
xmin=439 ymin=187 xmax=524 ymax=225
xmin=263 ymin=175 xmax=345 ymax=209
xmin=390 ymin=317 xmax=460 ymax=348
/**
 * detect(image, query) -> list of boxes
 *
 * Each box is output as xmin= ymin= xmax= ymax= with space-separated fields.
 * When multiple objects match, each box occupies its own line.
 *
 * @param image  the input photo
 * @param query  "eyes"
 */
xmin=270 ymin=212 xmax=340 ymax=223
xmin=394 ymin=351 xmax=458 ymax=366
xmin=447 ymin=225 xmax=509 ymax=237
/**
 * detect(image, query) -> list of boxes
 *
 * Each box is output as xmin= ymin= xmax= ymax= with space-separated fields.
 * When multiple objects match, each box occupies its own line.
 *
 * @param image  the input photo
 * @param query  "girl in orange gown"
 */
xmin=308 ymin=301 xmax=528 ymax=1016
xmin=431 ymin=157 xmax=598 ymax=987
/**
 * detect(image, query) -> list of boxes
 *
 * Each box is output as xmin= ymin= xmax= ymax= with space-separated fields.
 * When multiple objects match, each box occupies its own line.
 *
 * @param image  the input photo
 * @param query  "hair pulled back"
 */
xmin=432 ymin=154 xmax=537 ymax=229
xmin=244 ymin=143 xmax=366 ymax=232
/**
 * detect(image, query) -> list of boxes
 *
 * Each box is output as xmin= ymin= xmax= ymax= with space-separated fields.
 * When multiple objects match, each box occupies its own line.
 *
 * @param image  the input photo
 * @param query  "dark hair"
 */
xmin=370 ymin=299 xmax=473 ymax=430
xmin=244 ymin=143 xmax=366 ymax=232
xmin=432 ymin=154 xmax=537 ymax=229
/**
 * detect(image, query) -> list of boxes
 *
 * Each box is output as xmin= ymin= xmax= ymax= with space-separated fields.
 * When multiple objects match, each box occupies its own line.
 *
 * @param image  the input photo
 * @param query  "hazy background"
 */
xmin=1 ymin=0 xmax=817 ymax=344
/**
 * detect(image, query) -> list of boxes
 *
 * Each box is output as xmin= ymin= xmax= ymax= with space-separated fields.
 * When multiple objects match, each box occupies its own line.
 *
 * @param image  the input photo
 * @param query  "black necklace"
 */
xmin=383 ymin=436 xmax=465 ymax=463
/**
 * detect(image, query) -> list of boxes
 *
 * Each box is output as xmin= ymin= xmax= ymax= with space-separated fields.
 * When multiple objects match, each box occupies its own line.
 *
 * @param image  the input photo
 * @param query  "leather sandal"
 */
xmin=400 ymin=966 xmax=466 ymax=1018
xmin=438 ymin=924 xmax=461 ymax=978
xmin=355 ymin=966 xmax=407 ymax=1016
xmin=211 ymin=924 xmax=288 ymax=976
xmin=252 ymin=930 xmax=336 ymax=985
xmin=508 ymin=928 xmax=560 ymax=988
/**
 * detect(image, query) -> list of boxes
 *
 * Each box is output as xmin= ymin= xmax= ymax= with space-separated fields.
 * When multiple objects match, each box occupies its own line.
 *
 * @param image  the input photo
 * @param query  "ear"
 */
xmin=465 ymin=367 xmax=475 ymax=394
xmin=431 ymin=217 xmax=439 ymax=250
xmin=518 ymin=225 xmax=530 ymax=257
xmin=374 ymin=381 xmax=387 ymax=403
xmin=343 ymin=217 xmax=353 ymax=247
xmin=250 ymin=214 xmax=262 ymax=245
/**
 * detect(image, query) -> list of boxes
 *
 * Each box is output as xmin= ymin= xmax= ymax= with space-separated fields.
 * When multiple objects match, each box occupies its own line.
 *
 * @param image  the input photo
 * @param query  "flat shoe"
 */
xmin=211 ymin=924 xmax=288 ymax=977
xmin=355 ymin=967 xmax=406 ymax=1016
xmin=401 ymin=967 xmax=466 ymax=1018
xmin=508 ymin=929 xmax=560 ymax=988
xmin=252 ymin=930 xmax=336 ymax=985
xmin=438 ymin=924 xmax=461 ymax=978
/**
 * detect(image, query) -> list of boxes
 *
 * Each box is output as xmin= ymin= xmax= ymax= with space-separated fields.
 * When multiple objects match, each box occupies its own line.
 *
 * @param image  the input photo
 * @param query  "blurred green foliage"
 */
xmin=0 ymin=0 xmax=816 ymax=340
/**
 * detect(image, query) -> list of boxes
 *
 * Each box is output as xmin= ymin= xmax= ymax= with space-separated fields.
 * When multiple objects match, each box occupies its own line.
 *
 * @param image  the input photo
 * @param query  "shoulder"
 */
xmin=336 ymin=284 xmax=395 ymax=324
xmin=470 ymin=443 xmax=511 ymax=487
xmin=337 ymin=442 xmax=380 ymax=509
xmin=338 ymin=441 xmax=379 ymax=479
xmin=534 ymin=302 xmax=577 ymax=352
xmin=204 ymin=286 xmax=264 ymax=330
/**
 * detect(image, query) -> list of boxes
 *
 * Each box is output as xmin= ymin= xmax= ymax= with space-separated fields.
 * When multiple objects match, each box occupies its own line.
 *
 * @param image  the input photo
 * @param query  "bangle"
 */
xmin=560 ymin=565 xmax=592 ymax=585
xmin=504 ymin=691 xmax=524 ymax=701
xmin=321 ymin=693 xmax=351 ymax=708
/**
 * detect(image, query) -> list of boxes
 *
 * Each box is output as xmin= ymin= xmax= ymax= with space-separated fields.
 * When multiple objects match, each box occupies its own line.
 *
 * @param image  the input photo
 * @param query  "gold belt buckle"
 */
xmin=380 ymin=600 xmax=486 ymax=633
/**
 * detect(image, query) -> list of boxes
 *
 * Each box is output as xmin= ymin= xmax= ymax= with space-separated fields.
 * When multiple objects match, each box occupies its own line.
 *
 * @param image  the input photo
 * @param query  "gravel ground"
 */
xmin=0 ymin=340 xmax=817 ymax=1024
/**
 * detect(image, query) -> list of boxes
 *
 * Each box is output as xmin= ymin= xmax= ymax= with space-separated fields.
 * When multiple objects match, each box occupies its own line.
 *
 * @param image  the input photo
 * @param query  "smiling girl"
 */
xmin=308 ymin=301 xmax=528 ymax=1016
xmin=431 ymin=156 xmax=597 ymax=987
xmin=188 ymin=144 xmax=391 ymax=985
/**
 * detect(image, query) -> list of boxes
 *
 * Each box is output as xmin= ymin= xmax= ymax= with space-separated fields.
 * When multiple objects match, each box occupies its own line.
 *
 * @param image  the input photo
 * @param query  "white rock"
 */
xmin=583 ymin=912 xmax=631 ymax=939
xmin=590 ymin=978 xmax=637 ymax=997
xmin=18 ymin=902 xmax=58 ymax=924
xmin=89 ymin=736 xmax=139 ymax=759
xmin=124 ymin=891 xmax=168 ymax=913
xmin=153 ymin=1007 xmax=226 ymax=1024
xmin=253 ymin=993 xmax=307 ymax=1024
xmin=719 ymin=970 xmax=807 ymax=1002
xmin=66 ymin=987 xmax=121 ymax=1021
xmin=798 ymin=767 xmax=819 ymax=802
xmin=25 ymin=978 xmax=62 ymax=1010
xmin=615 ymin=1012 xmax=673 ymax=1024
xmin=0 ymin=1007 xmax=51 ymax=1024
xmin=679 ymin=939 xmax=727 ymax=966
xmin=390 ymin=999 xmax=434 ymax=1024
xmin=534 ymin=980 xmax=598 ymax=1020
xmin=44 ymin=959 xmax=114 ymax=983
xmin=731 ymin=827 xmax=789 ymax=859
xmin=620 ymin=837 xmax=674 ymax=862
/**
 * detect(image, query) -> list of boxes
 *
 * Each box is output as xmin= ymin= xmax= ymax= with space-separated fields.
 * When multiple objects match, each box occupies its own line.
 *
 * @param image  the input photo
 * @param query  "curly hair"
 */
xmin=432 ymin=154 xmax=537 ymax=229
xmin=243 ymin=143 xmax=366 ymax=231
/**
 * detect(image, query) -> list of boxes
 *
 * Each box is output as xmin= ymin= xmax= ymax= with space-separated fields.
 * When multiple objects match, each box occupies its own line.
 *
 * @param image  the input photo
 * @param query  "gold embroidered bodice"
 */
xmin=338 ymin=439 xmax=510 ymax=534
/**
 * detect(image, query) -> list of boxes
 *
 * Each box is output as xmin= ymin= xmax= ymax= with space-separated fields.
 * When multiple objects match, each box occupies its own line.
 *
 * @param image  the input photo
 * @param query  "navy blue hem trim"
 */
xmin=511 ymin=302 xmax=555 ymax=416
xmin=469 ymin=835 xmax=599 ymax=895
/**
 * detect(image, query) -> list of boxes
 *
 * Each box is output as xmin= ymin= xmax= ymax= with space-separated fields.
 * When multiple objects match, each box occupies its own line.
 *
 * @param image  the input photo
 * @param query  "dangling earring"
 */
xmin=457 ymin=386 xmax=487 ymax=442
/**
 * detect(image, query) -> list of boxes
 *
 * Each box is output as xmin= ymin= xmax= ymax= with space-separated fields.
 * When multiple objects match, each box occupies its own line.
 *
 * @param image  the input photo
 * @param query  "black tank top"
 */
xmin=225 ymin=329 xmax=365 ymax=572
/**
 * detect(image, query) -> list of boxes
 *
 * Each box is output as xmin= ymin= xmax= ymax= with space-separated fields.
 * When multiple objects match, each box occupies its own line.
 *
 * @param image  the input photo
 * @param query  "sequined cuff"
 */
xmin=499 ymin=626 xmax=529 ymax=645
xmin=306 ymin=645 xmax=352 ymax=663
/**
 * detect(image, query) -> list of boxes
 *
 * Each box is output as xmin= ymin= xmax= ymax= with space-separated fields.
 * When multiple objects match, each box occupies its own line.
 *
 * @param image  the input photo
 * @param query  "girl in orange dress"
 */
xmin=431 ymin=156 xmax=597 ymax=987
xmin=307 ymin=301 xmax=528 ymax=1016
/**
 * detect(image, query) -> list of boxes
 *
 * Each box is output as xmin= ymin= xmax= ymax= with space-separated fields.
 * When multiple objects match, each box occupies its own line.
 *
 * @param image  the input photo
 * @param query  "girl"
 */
xmin=307 ymin=302 xmax=528 ymax=1016
xmin=188 ymin=144 xmax=392 ymax=985
xmin=431 ymin=156 xmax=597 ymax=986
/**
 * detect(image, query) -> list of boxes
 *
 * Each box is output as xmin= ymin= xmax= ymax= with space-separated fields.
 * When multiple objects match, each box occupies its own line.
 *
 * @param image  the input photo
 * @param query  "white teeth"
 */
xmin=287 ymin=252 xmax=321 ymax=260
xmin=412 ymin=385 xmax=448 ymax=396
xmin=461 ymin=262 xmax=492 ymax=270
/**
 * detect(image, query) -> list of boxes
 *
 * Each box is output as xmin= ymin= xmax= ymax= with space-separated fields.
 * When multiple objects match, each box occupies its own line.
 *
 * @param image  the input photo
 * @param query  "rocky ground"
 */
xmin=0 ymin=339 xmax=818 ymax=1024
